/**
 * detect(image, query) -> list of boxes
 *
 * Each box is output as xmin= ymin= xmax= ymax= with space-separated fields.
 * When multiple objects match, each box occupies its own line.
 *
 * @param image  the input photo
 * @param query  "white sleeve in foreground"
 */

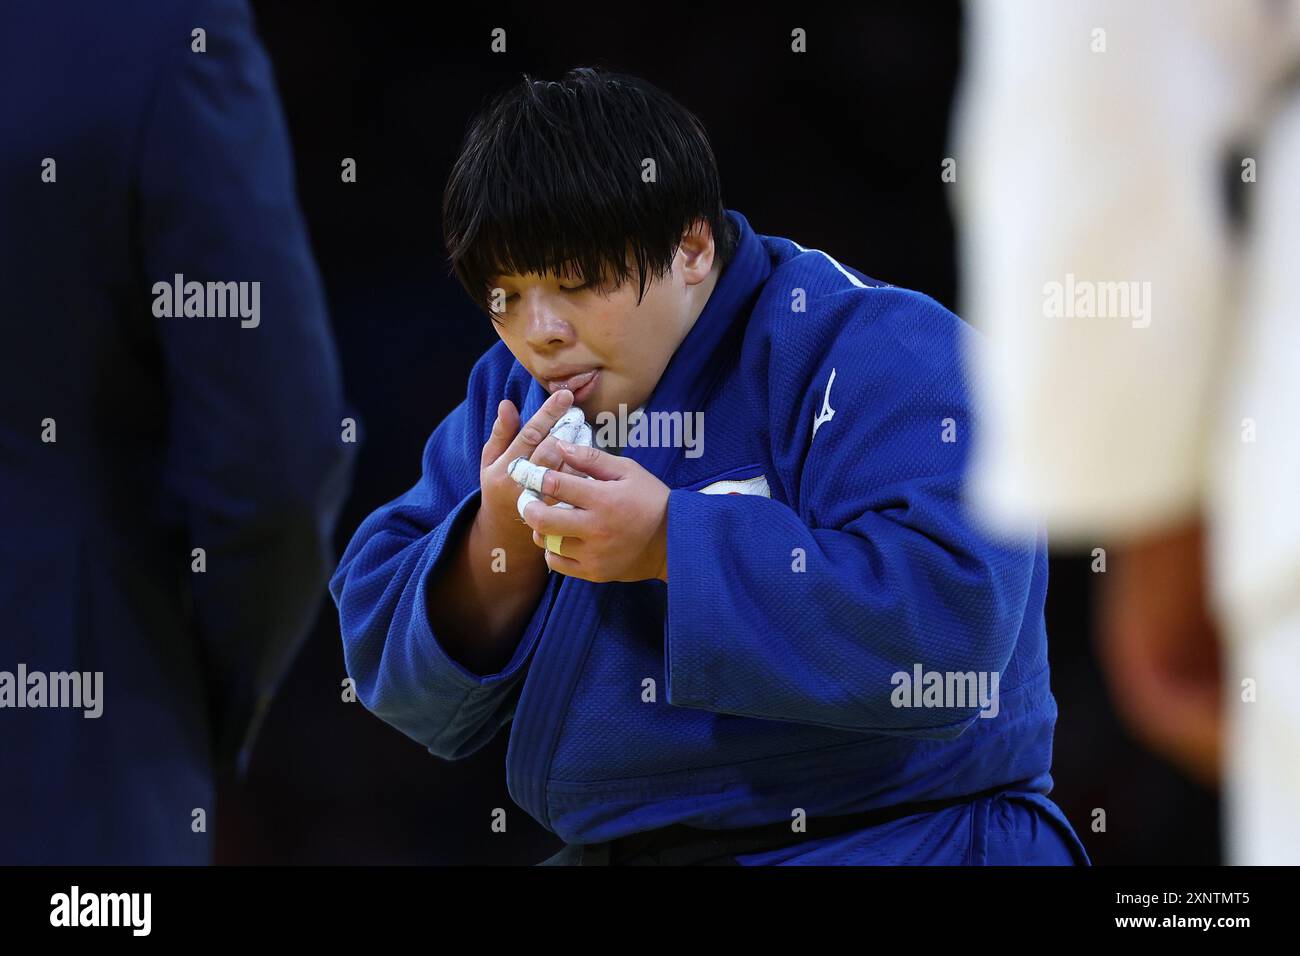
xmin=953 ymin=0 xmax=1292 ymax=543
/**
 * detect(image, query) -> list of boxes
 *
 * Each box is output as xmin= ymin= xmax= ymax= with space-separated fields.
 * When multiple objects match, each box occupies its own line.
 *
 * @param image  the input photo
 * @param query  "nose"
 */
xmin=521 ymin=292 xmax=575 ymax=351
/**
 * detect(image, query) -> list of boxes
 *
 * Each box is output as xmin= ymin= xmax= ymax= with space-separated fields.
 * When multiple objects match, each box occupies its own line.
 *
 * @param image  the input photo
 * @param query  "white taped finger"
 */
xmin=515 ymin=486 xmax=574 ymax=522
xmin=516 ymin=487 xmax=540 ymax=521
xmin=551 ymin=408 xmax=593 ymax=448
xmin=510 ymin=406 xmax=595 ymax=525
xmin=507 ymin=456 xmax=548 ymax=494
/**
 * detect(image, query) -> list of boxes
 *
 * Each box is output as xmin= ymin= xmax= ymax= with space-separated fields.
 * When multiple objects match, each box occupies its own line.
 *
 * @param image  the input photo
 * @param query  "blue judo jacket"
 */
xmin=331 ymin=209 xmax=1090 ymax=865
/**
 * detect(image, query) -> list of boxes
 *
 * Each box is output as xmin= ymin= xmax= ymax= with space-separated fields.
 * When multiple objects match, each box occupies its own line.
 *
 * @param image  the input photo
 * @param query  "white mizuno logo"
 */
xmin=813 ymin=368 xmax=836 ymax=437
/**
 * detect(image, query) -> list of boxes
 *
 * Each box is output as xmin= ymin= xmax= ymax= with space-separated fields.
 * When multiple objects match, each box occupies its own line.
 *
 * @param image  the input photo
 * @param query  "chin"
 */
xmin=576 ymin=379 xmax=612 ymax=418
xmin=577 ymin=390 xmax=606 ymax=420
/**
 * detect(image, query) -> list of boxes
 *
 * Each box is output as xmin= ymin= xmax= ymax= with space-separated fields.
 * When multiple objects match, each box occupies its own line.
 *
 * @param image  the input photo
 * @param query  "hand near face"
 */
xmin=518 ymin=441 xmax=671 ymax=584
xmin=477 ymin=389 xmax=590 ymax=542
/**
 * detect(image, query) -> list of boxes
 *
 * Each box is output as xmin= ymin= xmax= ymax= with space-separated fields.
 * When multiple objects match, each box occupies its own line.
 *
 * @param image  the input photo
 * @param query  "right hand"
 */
xmin=478 ymin=388 xmax=581 ymax=544
xmin=1095 ymin=519 xmax=1223 ymax=789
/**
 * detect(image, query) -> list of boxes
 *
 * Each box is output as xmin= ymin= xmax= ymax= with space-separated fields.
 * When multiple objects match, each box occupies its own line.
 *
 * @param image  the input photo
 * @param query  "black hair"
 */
xmin=442 ymin=66 xmax=737 ymax=312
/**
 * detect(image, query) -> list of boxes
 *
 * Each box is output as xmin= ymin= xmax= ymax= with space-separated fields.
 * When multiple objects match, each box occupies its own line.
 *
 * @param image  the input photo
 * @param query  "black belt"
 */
xmin=546 ymin=786 xmax=1015 ymax=866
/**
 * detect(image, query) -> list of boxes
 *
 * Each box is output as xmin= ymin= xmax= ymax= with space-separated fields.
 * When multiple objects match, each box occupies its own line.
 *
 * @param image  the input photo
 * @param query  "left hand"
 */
xmin=519 ymin=440 xmax=670 ymax=583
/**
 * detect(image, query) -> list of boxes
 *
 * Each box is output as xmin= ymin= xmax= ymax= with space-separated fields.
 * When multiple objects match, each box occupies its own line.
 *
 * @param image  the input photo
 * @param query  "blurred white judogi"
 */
xmin=954 ymin=0 xmax=1300 ymax=864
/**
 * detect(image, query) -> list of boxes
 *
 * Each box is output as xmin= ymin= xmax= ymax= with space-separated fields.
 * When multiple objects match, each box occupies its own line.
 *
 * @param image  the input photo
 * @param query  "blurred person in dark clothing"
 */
xmin=0 ymin=0 xmax=353 ymax=863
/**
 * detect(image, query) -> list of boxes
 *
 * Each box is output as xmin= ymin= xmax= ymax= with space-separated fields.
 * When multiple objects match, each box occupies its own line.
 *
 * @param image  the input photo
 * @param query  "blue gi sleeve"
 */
xmin=330 ymin=351 xmax=551 ymax=760
xmin=137 ymin=0 xmax=354 ymax=774
xmin=663 ymin=291 xmax=1037 ymax=739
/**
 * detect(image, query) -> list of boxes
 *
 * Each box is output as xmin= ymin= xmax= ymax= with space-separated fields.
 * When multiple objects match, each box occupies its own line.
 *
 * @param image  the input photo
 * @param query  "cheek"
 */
xmin=626 ymin=299 xmax=678 ymax=366
xmin=581 ymin=302 xmax=634 ymax=357
xmin=587 ymin=288 xmax=672 ymax=381
xmin=495 ymin=327 xmax=534 ymax=372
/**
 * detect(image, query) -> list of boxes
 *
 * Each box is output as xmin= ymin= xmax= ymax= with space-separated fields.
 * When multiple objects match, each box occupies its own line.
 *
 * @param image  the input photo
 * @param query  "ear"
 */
xmin=677 ymin=218 xmax=716 ymax=286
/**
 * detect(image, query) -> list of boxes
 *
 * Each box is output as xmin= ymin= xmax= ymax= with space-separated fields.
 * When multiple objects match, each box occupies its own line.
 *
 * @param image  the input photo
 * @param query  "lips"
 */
xmin=544 ymin=368 xmax=600 ymax=394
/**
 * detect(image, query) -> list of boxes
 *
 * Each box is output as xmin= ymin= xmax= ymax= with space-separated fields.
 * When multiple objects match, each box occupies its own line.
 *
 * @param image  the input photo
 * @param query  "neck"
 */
xmin=680 ymin=260 xmax=722 ymax=341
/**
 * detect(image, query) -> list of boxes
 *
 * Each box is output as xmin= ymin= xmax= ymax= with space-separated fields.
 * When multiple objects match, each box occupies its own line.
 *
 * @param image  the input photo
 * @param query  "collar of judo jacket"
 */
xmin=506 ymin=208 xmax=773 ymax=832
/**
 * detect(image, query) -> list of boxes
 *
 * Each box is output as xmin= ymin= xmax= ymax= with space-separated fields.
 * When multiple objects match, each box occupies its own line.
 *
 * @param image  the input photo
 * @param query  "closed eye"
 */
xmin=490 ymin=281 xmax=593 ymax=321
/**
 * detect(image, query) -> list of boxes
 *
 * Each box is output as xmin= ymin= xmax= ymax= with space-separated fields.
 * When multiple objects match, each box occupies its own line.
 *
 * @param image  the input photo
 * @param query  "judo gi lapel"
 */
xmin=506 ymin=209 xmax=772 ymax=831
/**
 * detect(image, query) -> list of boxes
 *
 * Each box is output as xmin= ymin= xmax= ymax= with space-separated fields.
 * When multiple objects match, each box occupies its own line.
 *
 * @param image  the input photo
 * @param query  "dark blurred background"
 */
xmin=214 ymin=2 xmax=1220 ymax=864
